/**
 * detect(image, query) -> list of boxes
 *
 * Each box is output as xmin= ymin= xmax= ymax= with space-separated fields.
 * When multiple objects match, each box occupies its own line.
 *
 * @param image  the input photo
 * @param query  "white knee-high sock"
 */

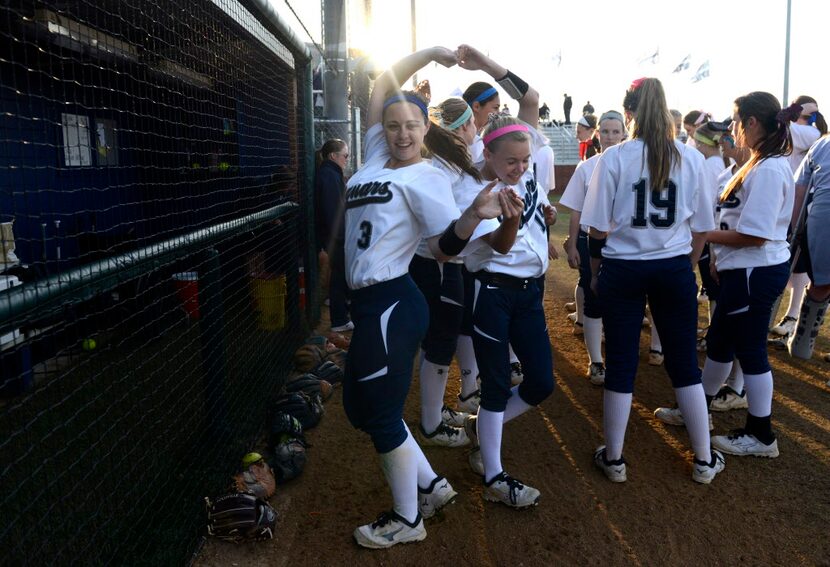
xmin=477 ymin=408 xmax=504 ymax=483
xmin=508 ymin=343 xmax=519 ymax=365
xmin=575 ymin=285 xmax=585 ymax=324
xmin=583 ymin=316 xmax=603 ymax=363
xmin=379 ymin=430 xmax=419 ymax=523
xmin=674 ymin=384 xmax=711 ymax=460
xmin=701 ymin=357 xmax=733 ymax=397
xmin=456 ymin=334 xmax=479 ymax=396
xmin=503 ymin=386 xmax=533 ymax=422
xmin=649 ymin=314 xmax=662 ymax=352
xmin=402 ymin=423 xmax=438 ymax=490
xmin=726 ymin=360 xmax=744 ymax=393
xmin=420 ymin=360 xmax=449 ymax=433
xmin=603 ymin=390 xmax=632 ymax=461
xmin=744 ymin=371 xmax=774 ymax=417
xmin=785 ymin=273 xmax=810 ymax=319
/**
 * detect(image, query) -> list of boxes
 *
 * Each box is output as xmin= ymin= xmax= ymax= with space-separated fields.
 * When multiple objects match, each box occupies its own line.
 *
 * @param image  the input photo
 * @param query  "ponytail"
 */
xmin=721 ymin=93 xmax=794 ymax=202
xmin=316 ymin=138 xmax=347 ymax=169
xmin=623 ymin=78 xmax=678 ymax=191
xmin=424 ymin=122 xmax=482 ymax=182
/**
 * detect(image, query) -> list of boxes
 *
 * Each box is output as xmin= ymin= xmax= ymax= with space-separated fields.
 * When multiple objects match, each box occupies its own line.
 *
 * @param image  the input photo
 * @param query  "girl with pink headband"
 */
xmin=454 ymin=45 xmax=559 ymax=510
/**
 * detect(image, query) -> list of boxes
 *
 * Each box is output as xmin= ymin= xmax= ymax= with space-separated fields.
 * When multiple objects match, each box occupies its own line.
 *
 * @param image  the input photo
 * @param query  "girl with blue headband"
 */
xmin=343 ymin=46 xmax=524 ymax=550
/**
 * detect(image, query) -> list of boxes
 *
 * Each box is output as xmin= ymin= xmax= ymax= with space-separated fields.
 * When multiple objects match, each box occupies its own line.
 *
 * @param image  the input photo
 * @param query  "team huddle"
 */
xmin=314 ymin=44 xmax=828 ymax=549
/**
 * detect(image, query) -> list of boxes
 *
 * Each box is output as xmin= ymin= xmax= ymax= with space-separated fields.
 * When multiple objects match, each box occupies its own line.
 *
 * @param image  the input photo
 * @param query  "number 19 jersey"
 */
xmin=581 ymin=139 xmax=716 ymax=260
xmin=344 ymin=124 xmax=459 ymax=290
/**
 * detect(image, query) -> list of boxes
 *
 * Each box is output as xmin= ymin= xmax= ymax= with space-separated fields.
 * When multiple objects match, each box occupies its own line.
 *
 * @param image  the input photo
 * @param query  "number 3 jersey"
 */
xmin=581 ymin=139 xmax=716 ymax=260
xmin=713 ymin=155 xmax=794 ymax=271
xmin=344 ymin=124 xmax=459 ymax=290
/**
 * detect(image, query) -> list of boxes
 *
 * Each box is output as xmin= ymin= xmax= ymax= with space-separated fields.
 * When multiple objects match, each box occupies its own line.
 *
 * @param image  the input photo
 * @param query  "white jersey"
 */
xmin=471 ymin=135 xmax=485 ymax=169
xmin=532 ymin=144 xmax=556 ymax=194
xmin=713 ymin=155 xmax=794 ymax=270
xmin=789 ymin=122 xmax=821 ymax=173
xmin=345 ymin=124 xmax=459 ymax=289
xmin=581 ymin=139 xmax=716 ymax=260
xmin=560 ymin=153 xmax=600 ymax=232
xmin=464 ymin=170 xmax=551 ymax=278
xmin=702 ymin=155 xmax=727 ymax=221
xmin=414 ymin=159 xmax=498 ymax=263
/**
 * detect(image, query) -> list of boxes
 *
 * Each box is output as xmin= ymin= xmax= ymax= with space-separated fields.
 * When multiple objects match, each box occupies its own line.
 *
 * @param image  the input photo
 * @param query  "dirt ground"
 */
xmin=196 ymin=225 xmax=830 ymax=567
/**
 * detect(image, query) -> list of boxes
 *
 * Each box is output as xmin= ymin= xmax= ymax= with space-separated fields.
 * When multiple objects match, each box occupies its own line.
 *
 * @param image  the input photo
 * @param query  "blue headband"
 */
xmin=807 ymin=111 xmax=818 ymax=126
xmin=446 ymin=105 xmax=473 ymax=130
xmin=383 ymin=94 xmax=428 ymax=118
xmin=473 ymin=87 xmax=498 ymax=104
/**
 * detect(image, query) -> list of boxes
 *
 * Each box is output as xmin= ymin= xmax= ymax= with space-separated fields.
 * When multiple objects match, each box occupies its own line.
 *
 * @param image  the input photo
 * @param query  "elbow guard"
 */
xmin=497 ymin=70 xmax=529 ymax=100
xmin=588 ymin=236 xmax=607 ymax=259
xmin=438 ymin=220 xmax=471 ymax=257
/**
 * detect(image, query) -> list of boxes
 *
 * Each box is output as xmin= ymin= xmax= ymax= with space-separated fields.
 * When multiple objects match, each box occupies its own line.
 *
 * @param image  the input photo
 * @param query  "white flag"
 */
xmin=673 ymin=55 xmax=691 ymax=73
xmin=691 ymin=60 xmax=710 ymax=82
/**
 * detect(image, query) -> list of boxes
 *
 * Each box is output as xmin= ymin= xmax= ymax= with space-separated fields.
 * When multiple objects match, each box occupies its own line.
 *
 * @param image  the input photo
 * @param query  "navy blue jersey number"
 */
xmin=357 ymin=221 xmax=373 ymax=249
xmin=631 ymin=179 xmax=677 ymax=228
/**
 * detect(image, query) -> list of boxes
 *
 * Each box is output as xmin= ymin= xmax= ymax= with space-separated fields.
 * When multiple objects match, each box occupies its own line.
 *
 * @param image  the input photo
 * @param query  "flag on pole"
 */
xmin=639 ymin=47 xmax=659 ymax=65
xmin=672 ymin=54 xmax=691 ymax=73
xmin=691 ymin=60 xmax=710 ymax=82
xmin=552 ymin=49 xmax=562 ymax=67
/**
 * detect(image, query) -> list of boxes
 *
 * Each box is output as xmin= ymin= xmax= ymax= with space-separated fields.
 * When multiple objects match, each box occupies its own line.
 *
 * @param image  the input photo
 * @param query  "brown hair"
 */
xmin=622 ymin=78 xmax=679 ymax=190
xmin=462 ymin=82 xmax=497 ymax=106
xmin=792 ymin=95 xmax=827 ymax=135
xmin=721 ymin=92 xmax=796 ymax=202
xmin=315 ymin=139 xmax=347 ymax=169
xmin=384 ymin=90 xmax=480 ymax=181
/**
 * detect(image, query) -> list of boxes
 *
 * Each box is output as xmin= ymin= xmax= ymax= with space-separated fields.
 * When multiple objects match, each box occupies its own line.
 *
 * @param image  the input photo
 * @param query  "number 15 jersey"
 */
xmin=581 ymin=139 xmax=716 ymax=260
xmin=344 ymin=124 xmax=459 ymax=290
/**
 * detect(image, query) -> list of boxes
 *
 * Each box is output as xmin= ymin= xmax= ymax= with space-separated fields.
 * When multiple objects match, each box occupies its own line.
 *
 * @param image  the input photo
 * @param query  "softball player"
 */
xmin=582 ymin=78 xmax=724 ymax=484
xmin=343 ymin=47 xmax=518 ymax=549
xmin=700 ymin=92 xmax=798 ymax=458
xmin=561 ymin=110 xmax=626 ymax=385
xmin=771 ymin=96 xmax=826 ymax=338
xmin=788 ymin=134 xmax=830 ymax=359
xmin=413 ymin=97 xmax=524 ymax=446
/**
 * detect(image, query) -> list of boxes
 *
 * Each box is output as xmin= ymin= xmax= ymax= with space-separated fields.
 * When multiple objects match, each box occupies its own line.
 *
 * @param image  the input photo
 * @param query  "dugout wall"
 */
xmin=0 ymin=0 xmax=317 ymax=564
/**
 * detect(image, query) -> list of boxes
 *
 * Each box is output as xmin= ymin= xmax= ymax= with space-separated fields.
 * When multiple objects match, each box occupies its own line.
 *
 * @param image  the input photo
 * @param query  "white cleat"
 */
xmin=709 ymin=386 xmax=748 ymax=412
xmin=483 ymin=472 xmax=540 ymax=508
xmin=588 ymin=362 xmax=605 ymax=386
xmin=648 ymin=349 xmax=664 ymax=366
xmin=457 ymin=389 xmax=481 ymax=413
xmin=468 ymin=447 xmax=484 ymax=476
xmin=692 ymin=450 xmax=726 ymax=484
xmin=353 ymin=511 xmax=426 ymax=549
xmin=441 ymin=405 xmax=470 ymax=427
xmin=770 ymin=316 xmax=797 ymax=337
xmin=510 ymin=362 xmax=524 ymax=385
xmin=418 ymin=475 xmax=458 ymax=519
xmin=418 ymin=423 xmax=470 ymax=448
xmin=653 ymin=407 xmax=713 ymax=430
xmin=567 ymin=311 xmax=578 ymax=322
xmin=594 ymin=446 xmax=627 ymax=483
xmin=712 ymin=430 xmax=779 ymax=458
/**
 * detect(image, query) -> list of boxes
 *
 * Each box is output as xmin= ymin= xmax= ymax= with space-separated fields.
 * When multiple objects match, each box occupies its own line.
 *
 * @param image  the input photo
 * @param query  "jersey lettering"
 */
xmin=346 ymin=181 xmax=394 ymax=209
xmin=719 ymin=192 xmax=741 ymax=209
xmin=631 ymin=179 xmax=678 ymax=229
xmin=521 ymin=177 xmax=540 ymax=228
xmin=356 ymin=221 xmax=373 ymax=249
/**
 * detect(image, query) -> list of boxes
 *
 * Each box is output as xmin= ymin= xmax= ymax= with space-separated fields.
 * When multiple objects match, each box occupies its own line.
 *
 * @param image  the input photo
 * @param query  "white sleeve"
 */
xmin=735 ymin=167 xmax=787 ymax=240
xmin=405 ymin=168 xmax=460 ymax=238
xmin=794 ymin=150 xmax=813 ymax=187
xmin=690 ymin=164 xmax=717 ymax=232
xmin=559 ymin=161 xmax=589 ymax=212
xmin=790 ymin=123 xmax=821 ymax=156
xmin=581 ymin=152 xmax=616 ymax=232
xmin=363 ymin=123 xmax=389 ymax=163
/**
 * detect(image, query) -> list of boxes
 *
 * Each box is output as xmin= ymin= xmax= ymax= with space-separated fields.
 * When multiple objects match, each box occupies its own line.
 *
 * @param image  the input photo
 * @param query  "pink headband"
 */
xmin=694 ymin=111 xmax=710 ymax=126
xmin=629 ymin=77 xmax=646 ymax=91
xmin=482 ymin=124 xmax=529 ymax=146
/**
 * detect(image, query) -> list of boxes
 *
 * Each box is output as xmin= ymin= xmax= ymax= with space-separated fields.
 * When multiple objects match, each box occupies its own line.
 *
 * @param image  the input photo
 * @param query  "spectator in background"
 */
xmin=501 ymin=103 xmax=511 ymax=115
xmin=683 ymin=110 xmax=711 ymax=149
xmin=564 ymin=93 xmax=573 ymax=124
xmin=315 ymin=138 xmax=352 ymax=332
xmin=540 ymin=102 xmax=550 ymax=124
xmin=670 ymin=109 xmax=687 ymax=142
xmin=577 ymin=114 xmax=599 ymax=161
xmin=583 ymin=100 xmax=595 ymax=115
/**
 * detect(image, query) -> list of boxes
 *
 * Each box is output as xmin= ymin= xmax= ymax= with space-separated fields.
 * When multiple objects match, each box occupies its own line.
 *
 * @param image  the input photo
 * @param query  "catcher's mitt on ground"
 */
xmin=285 ymin=373 xmax=334 ymax=400
xmin=293 ymin=344 xmax=325 ymax=372
xmin=205 ymin=492 xmax=277 ymax=543
xmin=312 ymin=360 xmax=344 ymax=385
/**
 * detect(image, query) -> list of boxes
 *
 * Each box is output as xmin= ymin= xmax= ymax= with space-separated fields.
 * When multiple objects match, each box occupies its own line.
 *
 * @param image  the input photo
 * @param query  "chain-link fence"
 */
xmin=0 ymin=0 xmax=316 ymax=564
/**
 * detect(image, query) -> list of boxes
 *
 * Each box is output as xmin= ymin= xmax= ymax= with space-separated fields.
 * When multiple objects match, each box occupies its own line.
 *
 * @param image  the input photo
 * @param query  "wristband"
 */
xmin=588 ymin=236 xmax=607 ymax=259
xmin=497 ymin=70 xmax=529 ymax=100
xmin=438 ymin=220 xmax=471 ymax=256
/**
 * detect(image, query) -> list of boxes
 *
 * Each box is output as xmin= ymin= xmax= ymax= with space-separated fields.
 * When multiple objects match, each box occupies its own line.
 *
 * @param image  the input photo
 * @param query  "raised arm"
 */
xmin=366 ymin=47 xmax=457 ymax=128
xmin=456 ymin=44 xmax=540 ymax=128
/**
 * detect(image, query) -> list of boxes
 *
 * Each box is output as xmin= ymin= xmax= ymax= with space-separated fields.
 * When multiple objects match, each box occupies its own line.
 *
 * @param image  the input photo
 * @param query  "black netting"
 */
xmin=0 ymin=1 xmax=315 ymax=564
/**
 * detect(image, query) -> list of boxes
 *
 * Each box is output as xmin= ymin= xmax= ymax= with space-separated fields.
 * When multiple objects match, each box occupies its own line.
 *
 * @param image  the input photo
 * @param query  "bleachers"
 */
xmin=540 ymin=123 xmax=580 ymax=165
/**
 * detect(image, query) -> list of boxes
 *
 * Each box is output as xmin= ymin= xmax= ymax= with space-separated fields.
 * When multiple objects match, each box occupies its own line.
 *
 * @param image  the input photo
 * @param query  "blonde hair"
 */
xmin=623 ymin=78 xmax=679 ymax=191
xmin=481 ymin=115 xmax=531 ymax=152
